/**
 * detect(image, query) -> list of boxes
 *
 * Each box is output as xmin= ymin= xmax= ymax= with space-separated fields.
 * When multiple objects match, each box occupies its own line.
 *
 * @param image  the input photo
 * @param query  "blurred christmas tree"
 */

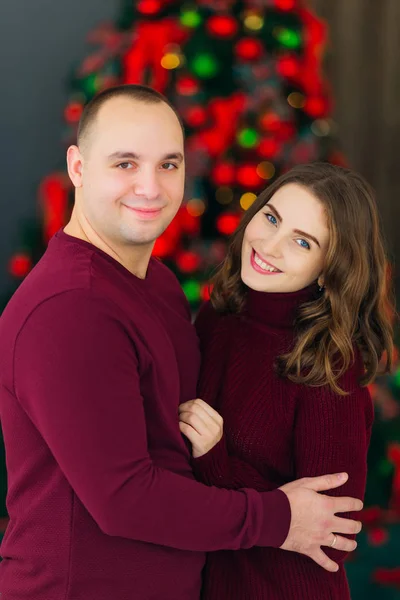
xmin=3 ymin=3 xmax=400 ymax=596
xmin=1 ymin=0 xmax=343 ymax=311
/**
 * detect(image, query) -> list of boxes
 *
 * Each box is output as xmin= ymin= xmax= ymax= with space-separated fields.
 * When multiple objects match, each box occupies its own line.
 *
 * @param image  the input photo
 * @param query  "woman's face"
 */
xmin=241 ymin=183 xmax=330 ymax=293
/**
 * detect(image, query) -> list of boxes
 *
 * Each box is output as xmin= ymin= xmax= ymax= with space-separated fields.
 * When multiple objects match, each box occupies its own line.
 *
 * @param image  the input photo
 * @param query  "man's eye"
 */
xmin=161 ymin=163 xmax=178 ymax=170
xmin=117 ymin=163 xmax=133 ymax=169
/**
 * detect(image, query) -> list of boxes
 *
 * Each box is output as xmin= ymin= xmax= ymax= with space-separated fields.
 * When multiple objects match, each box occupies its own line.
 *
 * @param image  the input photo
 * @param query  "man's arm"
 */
xmin=13 ymin=289 xmax=289 ymax=552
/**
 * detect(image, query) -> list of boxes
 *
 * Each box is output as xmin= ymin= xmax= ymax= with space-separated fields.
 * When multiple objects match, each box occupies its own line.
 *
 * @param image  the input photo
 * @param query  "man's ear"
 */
xmin=66 ymin=145 xmax=83 ymax=188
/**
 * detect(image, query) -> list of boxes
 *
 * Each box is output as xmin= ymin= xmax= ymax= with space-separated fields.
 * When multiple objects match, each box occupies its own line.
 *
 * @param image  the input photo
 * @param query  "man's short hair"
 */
xmin=77 ymin=84 xmax=185 ymax=148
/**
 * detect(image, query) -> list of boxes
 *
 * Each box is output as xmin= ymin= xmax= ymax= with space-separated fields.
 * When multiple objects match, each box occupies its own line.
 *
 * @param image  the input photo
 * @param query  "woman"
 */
xmin=178 ymin=163 xmax=394 ymax=599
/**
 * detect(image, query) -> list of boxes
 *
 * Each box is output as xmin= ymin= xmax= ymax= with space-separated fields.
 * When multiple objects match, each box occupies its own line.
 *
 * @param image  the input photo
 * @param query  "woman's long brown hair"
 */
xmin=211 ymin=162 xmax=395 ymax=394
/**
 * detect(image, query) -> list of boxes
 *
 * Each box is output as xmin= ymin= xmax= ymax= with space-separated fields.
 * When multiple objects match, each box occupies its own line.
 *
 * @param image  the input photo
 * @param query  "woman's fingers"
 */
xmin=179 ymin=399 xmax=223 ymax=427
xmin=179 ymin=421 xmax=202 ymax=444
xmin=179 ymin=410 xmax=210 ymax=436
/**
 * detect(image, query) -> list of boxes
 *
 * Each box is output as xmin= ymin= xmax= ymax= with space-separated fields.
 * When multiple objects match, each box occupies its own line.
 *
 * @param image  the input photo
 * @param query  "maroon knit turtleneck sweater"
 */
xmin=194 ymin=286 xmax=374 ymax=600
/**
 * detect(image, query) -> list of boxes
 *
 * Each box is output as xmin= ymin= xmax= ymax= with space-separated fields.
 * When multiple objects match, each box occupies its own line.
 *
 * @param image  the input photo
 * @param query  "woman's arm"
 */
xmin=294 ymin=355 xmax=374 ymax=563
xmin=179 ymin=399 xmax=276 ymax=491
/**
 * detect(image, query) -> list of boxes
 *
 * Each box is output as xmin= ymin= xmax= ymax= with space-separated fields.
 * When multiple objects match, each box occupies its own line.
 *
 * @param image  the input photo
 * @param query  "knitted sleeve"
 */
xmin=192 ymin=435 xmax=276 ymax=491
xmin=294 ymin=353 xmax=374 ymax=564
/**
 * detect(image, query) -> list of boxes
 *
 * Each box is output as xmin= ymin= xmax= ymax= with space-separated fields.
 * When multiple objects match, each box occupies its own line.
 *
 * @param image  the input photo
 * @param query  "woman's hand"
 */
xmin=178 ymin=398 xmax=223 ymax=458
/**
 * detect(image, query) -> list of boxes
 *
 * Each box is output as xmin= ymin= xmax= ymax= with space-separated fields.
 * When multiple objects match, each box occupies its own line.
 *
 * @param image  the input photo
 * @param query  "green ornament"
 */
xmin=393 ymin=368 xmax=400 ymax=387
xmin=237 ymin=128 xmax=259 ymax=148
xmin=276 ymin=28 xmax=302 ymax=49
xmin=378 ymin=459 xmax=394 ymax=477
xmin=81 ymin=73 xmax=99 ymax=98
xmin=180 ymin=9 xmax=202 ymax=28
xmin=192 ymin=54 xmax=219 ymax=78
xmin=182 ymin=280 xmax=201 ymax=303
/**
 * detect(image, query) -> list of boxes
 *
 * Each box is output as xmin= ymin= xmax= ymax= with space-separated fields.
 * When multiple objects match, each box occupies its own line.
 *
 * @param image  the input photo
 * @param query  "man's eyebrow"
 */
xmin=107 ymin=151 xmax=184 ymax=162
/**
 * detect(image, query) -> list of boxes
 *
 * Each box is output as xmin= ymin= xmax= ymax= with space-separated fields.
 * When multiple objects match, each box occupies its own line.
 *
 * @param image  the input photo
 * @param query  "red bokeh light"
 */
xmin=216 ymin=213 xmax=241 ymax=235
xmin=235 ymin=38 xmax=264 ymax=61
xmin=9 ymin=254 xmax=32 ymax=278
xmin=207 ymin=15 xmax=238 ymax=38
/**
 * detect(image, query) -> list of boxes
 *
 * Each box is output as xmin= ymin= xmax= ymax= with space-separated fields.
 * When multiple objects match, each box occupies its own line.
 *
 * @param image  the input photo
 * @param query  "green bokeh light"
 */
xmin=237 ymin=128 xmax=259 ymax=148
xmin=192 ymin=54 xmax=219 ymax=78
xmin=276 ymin=28 xmax=302 ymax=49
xmin=81 ymin=73 xmax=100 ymax=97
xmin=393 ymin=368 xmax=400 ymax=387
xmin=180 ymin=9 xmax=202 ymax=28
xmin=182 ymin=280 xmax=201 ymax=303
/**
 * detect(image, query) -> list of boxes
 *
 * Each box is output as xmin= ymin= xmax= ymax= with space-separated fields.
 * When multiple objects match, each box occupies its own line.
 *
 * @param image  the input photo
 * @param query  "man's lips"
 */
xmin=122 ymin=205 xmax=163 ymax=219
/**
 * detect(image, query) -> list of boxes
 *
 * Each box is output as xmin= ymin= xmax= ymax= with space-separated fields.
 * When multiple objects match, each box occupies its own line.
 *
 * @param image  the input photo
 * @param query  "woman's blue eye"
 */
xmin=297 ymin=239 xmax=310 ymax=250
xmin=266 ymin=213 xmax=277 ymax=226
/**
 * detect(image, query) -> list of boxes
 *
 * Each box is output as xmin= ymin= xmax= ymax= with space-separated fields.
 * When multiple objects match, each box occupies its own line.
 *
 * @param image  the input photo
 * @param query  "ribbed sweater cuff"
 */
xmin=192 ymin=435 xmax=230 ymax=486
xmin=257 ymin=488 xmax=292 ymax=548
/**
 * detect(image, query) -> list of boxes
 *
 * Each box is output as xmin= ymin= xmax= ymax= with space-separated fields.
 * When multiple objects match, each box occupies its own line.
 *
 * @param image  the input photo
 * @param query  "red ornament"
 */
xmin=359 ymin=506 xmax=382 ymax=526
xmin=185 ymin=106 xmax=207 ymax=128
xmin=374 ymin=567 xmax=400 ymax=588
xmin=176 ymin=251 xmax=201 ymax=273
xmin=276 ymin=121 xmax=296 ymax=141
xmin=277 ymin=55 xmax=299 ymax=78
xmin=200 ymin=131 xmax=226 ymax=155
xmin=304 ymin=96 xmax=328 ymax=118
xmin=190 ymin=93 xmax=245 ymax=158
xmin=274 ymin=0 xmax=296 ymax=10
xmin=206 ymin=15 xmax=238 ymax=38
xmin=328 ymin=151 xmax=348 ymax=167
xmin=64 ymin=102 xmax=84 ymax=124
xmin=39 ymin=175 xmax=69 ymax=242
xmin=9 ymin=254 xmax=32 ymax=278
xmin=176 ymin=75 xmax=200 ymax=96
xmin=236 ymin=164 xmax=263 ymax=188
xmin=216 ymin=213 xmax=241 ymax=236
xmin=123 ymin=20 xmax=188 ymax=93
xmin=257 ymin=138 xmax=280 ymax=159
xmin=152 ymin=236 xmax=175 ymax=258
xmin=212 ymin=162 xmax=236 ymax=186
xmin=297 ymin=7 xmax=327 ymax=97
xmin=201 ymin=283 xmax=213 ymax=301
xmin=235 ymin=38 xmax=264 ymax=61
xmin=137 ymin=0 xmax=162 ymax=15
xmin=260 ymin=112 xmax=281 ymax=132
xmin=368 ymin=528 xmax=389 ymax=547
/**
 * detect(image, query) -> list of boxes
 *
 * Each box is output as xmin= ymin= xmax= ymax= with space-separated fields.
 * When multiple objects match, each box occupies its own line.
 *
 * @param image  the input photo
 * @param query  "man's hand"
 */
xmin=279 ymin=473 xmax=362 ymax=572
xmin=178 ymin=398 xmax=223 ymax=458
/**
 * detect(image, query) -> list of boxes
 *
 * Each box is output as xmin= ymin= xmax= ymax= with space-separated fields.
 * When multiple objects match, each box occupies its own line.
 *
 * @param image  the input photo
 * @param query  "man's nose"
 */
xmin=133 ymin=169 xmax=161 ymax=201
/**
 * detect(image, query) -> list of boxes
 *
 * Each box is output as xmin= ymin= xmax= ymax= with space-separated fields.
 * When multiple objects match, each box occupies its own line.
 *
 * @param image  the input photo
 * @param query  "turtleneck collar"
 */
xmin=244 ymin=283 xmax=319 ymax=330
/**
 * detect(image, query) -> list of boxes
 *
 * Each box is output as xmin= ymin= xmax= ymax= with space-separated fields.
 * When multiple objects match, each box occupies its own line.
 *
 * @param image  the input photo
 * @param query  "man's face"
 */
xmin=71 ymin=97 xmax=185 ymax=250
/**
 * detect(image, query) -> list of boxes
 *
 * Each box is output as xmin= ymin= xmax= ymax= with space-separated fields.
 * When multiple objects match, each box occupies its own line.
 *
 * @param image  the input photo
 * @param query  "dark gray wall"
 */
xmin=0 ymin=0 xmax=120 ymax=293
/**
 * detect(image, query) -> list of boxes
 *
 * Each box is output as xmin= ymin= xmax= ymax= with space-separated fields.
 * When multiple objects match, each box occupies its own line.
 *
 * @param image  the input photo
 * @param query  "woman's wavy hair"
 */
xmin=211 ymin=162 xmax=395 ymax=394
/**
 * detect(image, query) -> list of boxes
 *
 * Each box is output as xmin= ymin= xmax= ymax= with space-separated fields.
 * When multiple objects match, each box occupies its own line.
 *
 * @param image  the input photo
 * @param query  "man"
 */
xmin=0 ymin=85 xmax=362 ymax=600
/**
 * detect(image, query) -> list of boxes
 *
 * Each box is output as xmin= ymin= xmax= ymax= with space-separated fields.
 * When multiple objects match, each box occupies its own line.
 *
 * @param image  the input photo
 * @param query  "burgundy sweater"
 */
xmin=0 ymin=230 xmax=291 ymax=600
xmin=194 ymin=287 xmax=374 ymax=600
